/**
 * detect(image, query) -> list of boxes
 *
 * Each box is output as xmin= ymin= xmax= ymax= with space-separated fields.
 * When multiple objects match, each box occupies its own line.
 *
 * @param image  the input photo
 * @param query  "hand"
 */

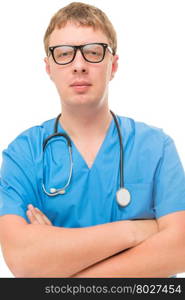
xmin=26 ymin=204 xmax=52 ymax=226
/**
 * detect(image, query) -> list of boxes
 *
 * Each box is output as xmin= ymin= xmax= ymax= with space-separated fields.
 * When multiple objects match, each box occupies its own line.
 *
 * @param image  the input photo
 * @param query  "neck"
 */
xmin=59 ymin=105 xmax=112 ymax=140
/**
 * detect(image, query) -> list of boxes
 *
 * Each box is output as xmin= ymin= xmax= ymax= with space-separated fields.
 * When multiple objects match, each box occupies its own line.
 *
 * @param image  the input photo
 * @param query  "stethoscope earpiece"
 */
xmin=50 ymin=188 xmax=65 ymax=194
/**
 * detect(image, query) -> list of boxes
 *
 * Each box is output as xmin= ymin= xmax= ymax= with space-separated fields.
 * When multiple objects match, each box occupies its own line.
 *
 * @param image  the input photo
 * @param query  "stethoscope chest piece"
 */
xmin=116 ymin=188 xmax=131 ymax=207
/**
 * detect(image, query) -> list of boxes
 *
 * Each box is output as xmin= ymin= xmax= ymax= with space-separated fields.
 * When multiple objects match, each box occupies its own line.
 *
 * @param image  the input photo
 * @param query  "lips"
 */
xmin=70 ymin=81 xmax=92 ymax=87
xmin=70 ymin=81 xmax=92 ymax=93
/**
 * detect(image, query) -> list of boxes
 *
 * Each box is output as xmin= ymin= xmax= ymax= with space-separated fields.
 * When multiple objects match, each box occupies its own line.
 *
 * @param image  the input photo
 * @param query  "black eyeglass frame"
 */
xmin=48 ymin=42 xmax=115 ymax=65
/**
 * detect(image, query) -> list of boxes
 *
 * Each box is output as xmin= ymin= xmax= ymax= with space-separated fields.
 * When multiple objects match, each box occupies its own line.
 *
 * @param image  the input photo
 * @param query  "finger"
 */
xmin=26 ymin=210 xmax=40 ymax=225
xmin=35 ymin=207 xmax=52 ymax=226
xmin=27 ymin=204 xmax=52 ymax=226
xmin=27 ymin=205 xmax=46 ymax=225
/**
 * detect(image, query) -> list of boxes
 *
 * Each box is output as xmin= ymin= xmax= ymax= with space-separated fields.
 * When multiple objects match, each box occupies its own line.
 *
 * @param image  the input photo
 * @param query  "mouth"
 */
xmin=70 ymin=81 xmax=92 ymax=92
xmin=70 ymin=81 xmax=92 ymax=86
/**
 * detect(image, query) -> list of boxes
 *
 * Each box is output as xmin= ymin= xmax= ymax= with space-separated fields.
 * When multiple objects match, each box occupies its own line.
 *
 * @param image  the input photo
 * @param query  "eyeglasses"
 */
xmin=48 ymin=43 xmax=115 ymax=65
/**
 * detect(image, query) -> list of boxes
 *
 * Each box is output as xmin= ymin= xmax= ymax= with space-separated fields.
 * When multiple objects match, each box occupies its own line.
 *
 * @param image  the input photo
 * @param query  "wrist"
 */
xmin=119 ymin=220 xmax=137 ymax=248
xmin=130 ymin=219 xmax=158 ymax=245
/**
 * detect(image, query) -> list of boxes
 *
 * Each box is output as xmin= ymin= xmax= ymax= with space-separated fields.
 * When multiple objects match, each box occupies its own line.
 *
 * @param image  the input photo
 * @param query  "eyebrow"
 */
xmin=49 ymin=41 xmax=107 ymax=46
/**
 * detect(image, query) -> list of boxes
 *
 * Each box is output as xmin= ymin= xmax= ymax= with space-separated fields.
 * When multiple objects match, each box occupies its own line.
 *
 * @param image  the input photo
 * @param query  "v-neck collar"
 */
xmin=57 ymin=117 xmax=115 ymax=171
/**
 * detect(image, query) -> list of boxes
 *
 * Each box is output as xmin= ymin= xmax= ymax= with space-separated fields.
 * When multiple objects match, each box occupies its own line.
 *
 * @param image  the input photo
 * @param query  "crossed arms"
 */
xmin=0 ymin=205 xmax=185 ymax=277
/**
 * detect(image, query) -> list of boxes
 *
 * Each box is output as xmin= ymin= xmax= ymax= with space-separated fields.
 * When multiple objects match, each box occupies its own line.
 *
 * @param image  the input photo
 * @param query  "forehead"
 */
xmin=49 ymin=22 xmax=109 ymax=46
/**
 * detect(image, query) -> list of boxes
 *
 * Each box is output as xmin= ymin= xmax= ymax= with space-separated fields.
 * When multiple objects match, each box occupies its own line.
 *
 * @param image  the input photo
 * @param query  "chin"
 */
xmin=71 ymin=94 xmax=98 ymax=104
xmin=65 ymin=98 xmax=100 ymax=109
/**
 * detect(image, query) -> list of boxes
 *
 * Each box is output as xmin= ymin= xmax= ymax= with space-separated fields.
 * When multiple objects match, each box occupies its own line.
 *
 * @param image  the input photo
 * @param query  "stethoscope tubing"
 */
xmin=42 ymin=110 xmax=124 ymax=196
xmin=110 ymin=111 xmax=124 ymax=189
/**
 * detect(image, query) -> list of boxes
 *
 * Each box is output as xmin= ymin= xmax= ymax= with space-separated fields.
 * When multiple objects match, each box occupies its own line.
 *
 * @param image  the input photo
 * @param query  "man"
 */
xmin=0 ymin=2 xmax=185 ymax=278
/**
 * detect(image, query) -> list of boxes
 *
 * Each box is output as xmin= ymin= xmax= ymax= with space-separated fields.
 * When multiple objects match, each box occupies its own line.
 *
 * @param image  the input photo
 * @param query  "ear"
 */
xmin=110 ymin=54 xmax=119 ymax=81
xmin=44 ymin=57 xmax=52 ymax=80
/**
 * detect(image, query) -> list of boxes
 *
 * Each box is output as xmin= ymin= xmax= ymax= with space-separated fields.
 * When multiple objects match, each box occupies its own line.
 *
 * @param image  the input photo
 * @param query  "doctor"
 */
xmin=1 ymin=2 xmax=185 ymax=278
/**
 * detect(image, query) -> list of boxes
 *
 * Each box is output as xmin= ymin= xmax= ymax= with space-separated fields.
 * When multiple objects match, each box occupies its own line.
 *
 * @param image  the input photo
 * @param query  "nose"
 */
xmin=72 ymin=49 xmax=88 ymax=74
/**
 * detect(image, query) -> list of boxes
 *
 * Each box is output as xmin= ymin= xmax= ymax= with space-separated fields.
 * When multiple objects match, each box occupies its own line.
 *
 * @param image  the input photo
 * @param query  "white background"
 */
xmin=0 ymin=0 xmax=185 ymax=277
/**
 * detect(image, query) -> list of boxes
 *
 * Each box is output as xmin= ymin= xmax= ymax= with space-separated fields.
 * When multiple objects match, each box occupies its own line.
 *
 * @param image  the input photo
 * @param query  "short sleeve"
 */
xmin=0 ymin=131 xmax=40 ymax=221
xmin=153 ymin=135 xmax=185 ymax=218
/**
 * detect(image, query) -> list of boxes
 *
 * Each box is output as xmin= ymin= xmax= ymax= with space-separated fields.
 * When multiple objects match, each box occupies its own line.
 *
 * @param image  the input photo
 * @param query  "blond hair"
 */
xmin=44 ymin=2 xmax=117 ymax=55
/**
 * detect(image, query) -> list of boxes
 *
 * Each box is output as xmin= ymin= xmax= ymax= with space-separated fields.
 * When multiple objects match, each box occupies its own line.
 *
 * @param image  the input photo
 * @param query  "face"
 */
xmin=44 ymin=22 xmax=118 ymax=110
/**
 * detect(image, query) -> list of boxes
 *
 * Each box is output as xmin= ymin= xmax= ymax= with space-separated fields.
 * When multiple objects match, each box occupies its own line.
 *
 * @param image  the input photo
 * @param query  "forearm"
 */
xmin=7 ymin=220 xmax=136 ymax=277
xmin=73 ymin=226 xmax=185 ymax=278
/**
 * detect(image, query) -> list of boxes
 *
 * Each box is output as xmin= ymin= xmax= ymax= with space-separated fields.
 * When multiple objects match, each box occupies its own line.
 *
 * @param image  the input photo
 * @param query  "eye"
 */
xmin=83 ymin=46 xmax=103 ymax=57
xmin=60 ymin=52 xmax=69 ymax=57
xmin=54 ymin=47 xmax=74 ymax=60
xmin=57 ymin=50 xmax=73 ymax=57
xmin=85 ymin=49 xmax=98 ymax=55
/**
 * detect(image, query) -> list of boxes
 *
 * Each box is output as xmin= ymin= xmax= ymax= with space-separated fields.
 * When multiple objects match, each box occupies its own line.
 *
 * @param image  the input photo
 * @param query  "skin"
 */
xmin=25 ymin=207 xmax=185 ymax=278
xmin=26 ymin=205 xmax=52 ymax=226
xmin=44 ymin=22 xmax=118 ymax=112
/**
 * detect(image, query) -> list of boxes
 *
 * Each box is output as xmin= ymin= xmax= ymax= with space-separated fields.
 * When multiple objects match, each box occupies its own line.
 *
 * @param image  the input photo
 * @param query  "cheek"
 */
xmin=50 ymin=67 xmax=68 ymax=88
xmin=96 ymin=64 xmax=112 ymax=86
xmin=106 ymin=62 xmax=113 ymax=80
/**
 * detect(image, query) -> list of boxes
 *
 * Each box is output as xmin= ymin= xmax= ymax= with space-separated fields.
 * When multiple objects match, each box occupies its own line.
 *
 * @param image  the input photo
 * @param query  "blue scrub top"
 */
xmin=0 ymin=114 xmax=185 ymax=228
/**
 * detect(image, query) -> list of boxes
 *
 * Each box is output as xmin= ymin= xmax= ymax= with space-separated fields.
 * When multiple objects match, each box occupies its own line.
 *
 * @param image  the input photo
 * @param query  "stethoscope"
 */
xmin=42 ymin=110 xmax=131 ymax=207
